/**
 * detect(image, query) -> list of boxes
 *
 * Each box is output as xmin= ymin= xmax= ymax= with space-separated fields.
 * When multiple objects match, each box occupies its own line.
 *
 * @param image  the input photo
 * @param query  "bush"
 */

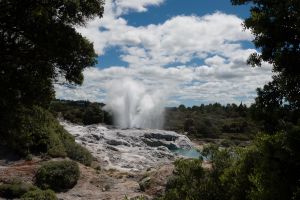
xmin=57 ymin=127 xmax=93 ymax=166
xmin=0 ymin=182 xmax=37 ymax=199
xmin=36 ymin=160 xmax=80 ymax=192
xmin=1 ymin=106 xmax=67 ymax=157
xmin=0 ymin=105 xmax=93 ymax=165
xmin=163 ymin=159 xmax=206 ymax=200
xmin=162 ymin=146 xmax=233 ymax=200
xmin=0 ymin=104 xmax=93 ymax=175
xmin=65 ymin=142 xmax=93 ymax=166
xmin=222 ymin=131 xmax=300 ymax=200
xmin=124 ymin=195 xmax=148 ymax=200
xmin=21 ymin=189 xmax=57 ymax=200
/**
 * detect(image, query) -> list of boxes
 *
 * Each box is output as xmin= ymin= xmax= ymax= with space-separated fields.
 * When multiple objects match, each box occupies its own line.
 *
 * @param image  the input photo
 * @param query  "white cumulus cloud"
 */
xmin=56 ymin=0 xmax=273 ymax=106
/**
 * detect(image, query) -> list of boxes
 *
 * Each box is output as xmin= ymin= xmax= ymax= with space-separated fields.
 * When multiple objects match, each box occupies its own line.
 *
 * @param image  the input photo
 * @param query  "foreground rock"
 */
xmin=61 ymin=121 xmax=194 ymax=172
xmin=0 ymin=158 xmax=154 ymax=200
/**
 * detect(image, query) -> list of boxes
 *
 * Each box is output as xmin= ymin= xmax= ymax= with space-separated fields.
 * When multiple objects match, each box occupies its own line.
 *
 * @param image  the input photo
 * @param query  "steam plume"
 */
xmin=104 ymin=78 xmax=166 ymax=129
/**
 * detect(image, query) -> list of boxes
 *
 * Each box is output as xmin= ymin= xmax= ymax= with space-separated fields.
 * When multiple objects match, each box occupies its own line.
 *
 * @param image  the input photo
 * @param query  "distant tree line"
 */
xmin=50 ymin=99 xmax=112 ymax=125
xmin=164 ymin=103 xmax=259 ymax=140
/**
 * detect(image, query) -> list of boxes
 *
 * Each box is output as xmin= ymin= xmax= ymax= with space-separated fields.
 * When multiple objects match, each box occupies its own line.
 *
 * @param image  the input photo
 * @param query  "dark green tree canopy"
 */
xmin=232 ymin=0 xmax=300 ymax=122
xmin=0 ymin=0 xmax=104 ymax=108
xmin=232 ymin=0 xmax=300 ymax=74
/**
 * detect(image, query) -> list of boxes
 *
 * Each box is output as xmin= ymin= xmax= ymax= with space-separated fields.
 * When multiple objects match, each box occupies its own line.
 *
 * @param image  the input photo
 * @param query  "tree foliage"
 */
xmin=161 ymin=146 xmax=232 ymax=200
xmin=0 ymin=0 xmax=104 ymax=109
xmin=231 ymin=0 xmax=300 ymax=113
xmin=50 ymin=99 xmax=113 ymax=125
xmin=0 ymin=0 xmax=104 ymax=154
xmin=162 ymin=130 xmax=300 ymax=200
xmin=231 ymin=0 xmax=300 ymax=73
xmin=165 ymin=103 xmax=258 ymax=143
xmin=161 ymin=1 xmax=300 ymax=200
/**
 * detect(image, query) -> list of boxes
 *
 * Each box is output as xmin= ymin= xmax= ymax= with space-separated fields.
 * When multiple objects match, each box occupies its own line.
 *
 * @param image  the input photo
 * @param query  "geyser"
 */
xmin=104 ymin=78 xmax=166 ymax=129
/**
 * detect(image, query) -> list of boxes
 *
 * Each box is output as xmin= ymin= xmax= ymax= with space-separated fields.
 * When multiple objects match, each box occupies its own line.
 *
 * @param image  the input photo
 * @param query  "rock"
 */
xmin=106 ymin=145 xmax=119 ymax=151
xmin=91 ymin=133 xmax=103 ymax=141
xmin=142 ymin=164 xmax=175 ymax=196
xmin=60 ymin=121 xmax=196 ymax=172
xmin=144 ymin=133 xmax=178 ymax=141
xmin=106 ymin=139 xmax=130 ymax=146
xmin=139 ymin=177 xmax=151 ymax=192
xmin=157 ymin=146 xmax=169 ymax=151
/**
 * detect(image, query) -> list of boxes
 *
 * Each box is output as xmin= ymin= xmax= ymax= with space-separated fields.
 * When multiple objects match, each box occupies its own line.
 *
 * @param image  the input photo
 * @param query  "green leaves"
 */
xmin=36 ymin=160 xmax=80 ymax=192
xmin=0 ymin=0 xmax=104 ymax=112
xmin=232 ymin=0 xmax=300 ymax=111
xmin=0 ymin=0 xmax=104 ymax=156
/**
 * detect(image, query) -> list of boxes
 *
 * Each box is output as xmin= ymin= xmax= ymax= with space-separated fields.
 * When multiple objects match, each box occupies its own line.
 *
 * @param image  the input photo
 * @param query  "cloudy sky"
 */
xmin=55 ymin=0 xmax=273 ymax=106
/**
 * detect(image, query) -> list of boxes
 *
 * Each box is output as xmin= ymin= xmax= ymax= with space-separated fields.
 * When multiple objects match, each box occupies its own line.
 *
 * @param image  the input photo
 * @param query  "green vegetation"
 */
xmin=50 ymin=99 xmax=112 ymax=125
xmin=0 ymin=1 xmax=102 ymax=195
xmin=63 ymin=140 xmax=93 ymax=166
xmin=164 ymin=103 xmax=258 ymax=142
xmin=51 ymin=99 xmax=257 ymax=144
xmin=21 ymin=189 xmax=57 ymax=200
xmin=1 ymin=0 xmax=299 ymax=199
xmin=160 ymin=1 xmax=300 ymax=200
xmin=161 ymin=145 xmax=232 ymax=200
xmin=2 ymin=105 xmax=67 ymax=157
xmin=161 ymin=130 xmax=300 ymax=200
xmin=0 ymin=105 xmax=93 ymax=165
xmin=0 ymin=181 xmax=37 ymax=199
xmin=231 ymin=0 xmax=300 ymax=112
xmin=0 ymin=181 xmax=57 ymax=200
xmin=36 ymin=160 xmax=80 ymax=192
xmin=0 ymin=0 xmax=104 ymax=112
xmin=124 ymin=195 xmax=147 ymax=200
xmin=0 ymin=0 xmax=104 ymax=158
xmin=231 ymin=0 xmax=300 ymax=133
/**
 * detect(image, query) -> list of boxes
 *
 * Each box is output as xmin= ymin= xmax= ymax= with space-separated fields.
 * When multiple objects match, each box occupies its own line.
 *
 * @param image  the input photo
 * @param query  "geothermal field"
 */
xmin=61 ymin=120 xmax=200 ymax=172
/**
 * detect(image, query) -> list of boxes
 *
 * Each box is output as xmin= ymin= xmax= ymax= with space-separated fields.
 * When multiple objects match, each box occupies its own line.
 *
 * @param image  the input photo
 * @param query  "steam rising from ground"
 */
xmin=104 ymin=78 xmax=166 ymax=129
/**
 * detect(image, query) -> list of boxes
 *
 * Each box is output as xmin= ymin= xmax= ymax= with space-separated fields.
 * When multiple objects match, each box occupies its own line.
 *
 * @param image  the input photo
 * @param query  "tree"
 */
xmin=231 ymin=0 xmax=300 ymax=73
xmin=231 ymin=0 xmax=300 ymax=135
xmin=226 ymin=2 xmax=300 ymax=199
xmin=0 ymin=0 xmax=104 ymax=109
xmin=0 ymin=0 xmax=104 ymax=152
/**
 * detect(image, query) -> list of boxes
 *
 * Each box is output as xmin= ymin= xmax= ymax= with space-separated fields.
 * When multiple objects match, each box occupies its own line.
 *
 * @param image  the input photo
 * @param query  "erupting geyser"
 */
xmin=104 ymin=78 xmax=166 ymax=129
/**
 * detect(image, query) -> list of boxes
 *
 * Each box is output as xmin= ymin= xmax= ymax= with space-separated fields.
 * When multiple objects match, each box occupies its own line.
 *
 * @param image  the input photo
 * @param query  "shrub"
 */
xmin=2 ymin=106 xmax=67 ymax=157
xmin=36 ymin=160 xmax=80 ymax=192
xmin=1 ymin=105 xmax=93 ymax=166
xmin=21 ymin=189 xmax=57 ymax=200
xmin=0 ymin=182 xmax=37 ymax=199
xmin=124 ymin=195 xmax=147 ymax=200
xmin=163 ymin=159 xmax=205 ymax=200
xmin=65 ymin=142 xmax=93 ymax=166
xmin=57 ymin=127 xmax=93 ymax=166
xmin=6 ymin=105 xmax=93 ymax=165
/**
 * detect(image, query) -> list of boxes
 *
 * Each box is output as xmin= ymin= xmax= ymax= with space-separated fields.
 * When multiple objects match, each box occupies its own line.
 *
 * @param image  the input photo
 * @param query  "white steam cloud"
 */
xmin=104 ymin=78 xmax=167 ymax=129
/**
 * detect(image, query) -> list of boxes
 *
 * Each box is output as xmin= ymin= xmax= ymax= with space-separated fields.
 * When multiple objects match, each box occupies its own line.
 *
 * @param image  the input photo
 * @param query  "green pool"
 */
xmin=172 ymin=148 xmax=202 ymax=159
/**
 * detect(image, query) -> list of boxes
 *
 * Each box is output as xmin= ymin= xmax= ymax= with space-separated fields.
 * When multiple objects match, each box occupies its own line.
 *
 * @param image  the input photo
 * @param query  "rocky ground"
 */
xmin=61 ymin=121 xmax=195 ymax=172
xmin=0 ymin=157 xmax=174 ymax=200
xmin=0 ymin=122 xmax=206 ymax=199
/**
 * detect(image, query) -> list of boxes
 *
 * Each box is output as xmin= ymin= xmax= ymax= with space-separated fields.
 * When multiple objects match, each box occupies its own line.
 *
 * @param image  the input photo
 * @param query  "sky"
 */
xmin=55 ymin=0 xmax=273 ymax=107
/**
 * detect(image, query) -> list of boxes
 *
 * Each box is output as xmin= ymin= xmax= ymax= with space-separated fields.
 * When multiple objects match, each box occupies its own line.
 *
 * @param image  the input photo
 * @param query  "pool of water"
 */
xmin=172 ymin=148 xmax=202 ymax=159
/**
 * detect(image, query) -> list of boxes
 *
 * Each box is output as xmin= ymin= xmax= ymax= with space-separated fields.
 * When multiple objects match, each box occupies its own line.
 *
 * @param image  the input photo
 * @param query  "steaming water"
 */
xmin=104 ymin=78 xmax=166 ymax=129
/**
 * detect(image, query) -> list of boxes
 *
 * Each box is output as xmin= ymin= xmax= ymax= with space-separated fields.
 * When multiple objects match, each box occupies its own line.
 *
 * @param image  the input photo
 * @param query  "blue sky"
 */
xmin=55 ymin=0 xmax=272 ymax=106
xmin=98 ymin=0 xmax=253 ymax=68
xmin=123 ymin=0 xmax=251 ymax=25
